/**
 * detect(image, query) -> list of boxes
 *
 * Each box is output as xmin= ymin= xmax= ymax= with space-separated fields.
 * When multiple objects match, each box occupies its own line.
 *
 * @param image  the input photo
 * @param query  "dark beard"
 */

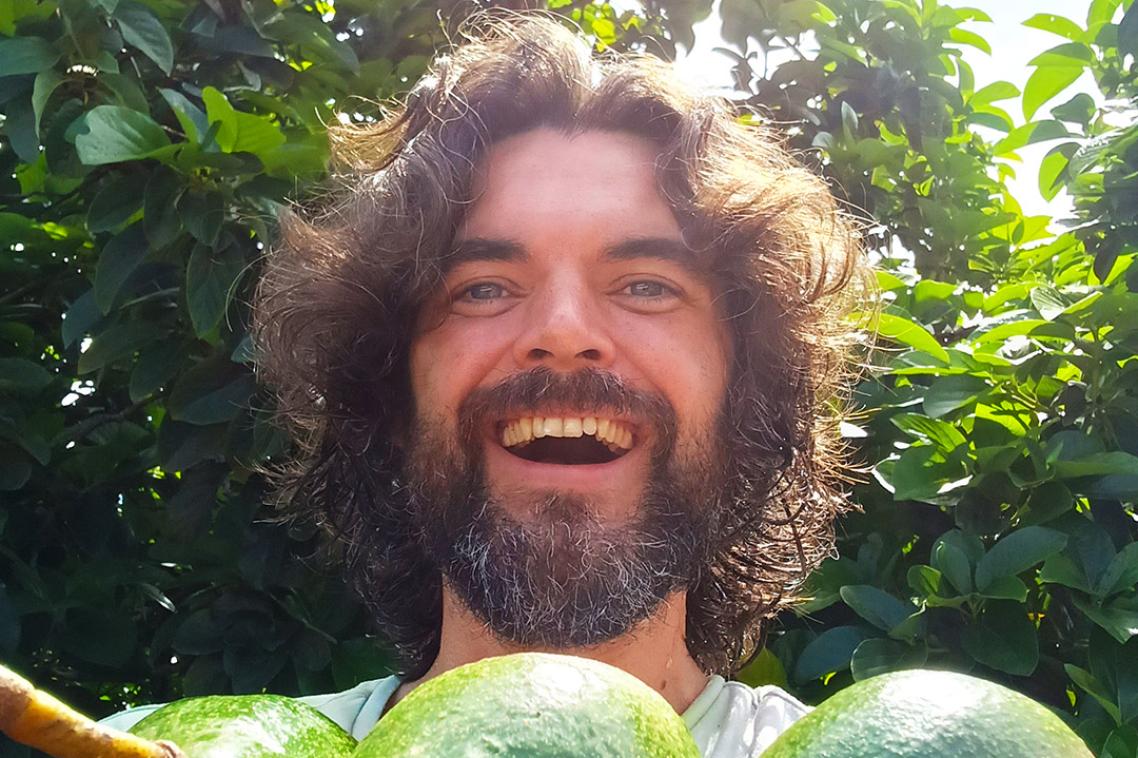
xmin=404 ymin=368 xmax=725 ymax=648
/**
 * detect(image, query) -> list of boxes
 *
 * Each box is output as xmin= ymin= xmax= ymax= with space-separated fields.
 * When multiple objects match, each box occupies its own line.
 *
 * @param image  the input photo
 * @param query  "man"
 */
xmin=106 ymin=13 xmax=866 ymax=756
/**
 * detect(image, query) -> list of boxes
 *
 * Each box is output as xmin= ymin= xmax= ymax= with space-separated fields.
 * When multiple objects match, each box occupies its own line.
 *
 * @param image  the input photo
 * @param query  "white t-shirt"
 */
xmin=102 ymin=674 xmax=809 ymax=757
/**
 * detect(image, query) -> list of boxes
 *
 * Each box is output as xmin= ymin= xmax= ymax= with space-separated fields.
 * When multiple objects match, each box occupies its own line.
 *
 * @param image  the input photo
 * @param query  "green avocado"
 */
xmin=128 ymin=694 xmax=356 ymax=757
xmin=763 ymin=669 xmax=1093 ymax=758
xmin=355 ymin=652 xmax=701 ymax=757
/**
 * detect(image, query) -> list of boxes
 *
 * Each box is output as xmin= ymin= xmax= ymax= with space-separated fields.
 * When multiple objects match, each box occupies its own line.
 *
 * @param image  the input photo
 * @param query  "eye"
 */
xmin=459 ymin=282 xmax=507 ymax=301
xmin=624 ymin=280 xmax=677 ymax=299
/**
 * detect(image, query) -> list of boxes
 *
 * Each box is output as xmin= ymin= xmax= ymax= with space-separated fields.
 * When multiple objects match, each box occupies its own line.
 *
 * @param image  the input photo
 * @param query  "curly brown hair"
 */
xmin=253 ymin=13 xmax=868 ymax=681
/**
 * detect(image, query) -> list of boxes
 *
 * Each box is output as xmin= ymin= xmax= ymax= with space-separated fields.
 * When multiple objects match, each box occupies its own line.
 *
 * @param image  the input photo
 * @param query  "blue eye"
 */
xmin=626 ymin=281 xmax=671 ymax=298
xmin=463 ymin=283 xmax=506 ymax=300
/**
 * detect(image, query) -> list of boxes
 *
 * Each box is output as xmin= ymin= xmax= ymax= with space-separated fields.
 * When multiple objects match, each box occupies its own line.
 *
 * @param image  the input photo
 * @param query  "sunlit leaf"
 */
xmin=1023 ymin=13 xmax=1086 ymax=42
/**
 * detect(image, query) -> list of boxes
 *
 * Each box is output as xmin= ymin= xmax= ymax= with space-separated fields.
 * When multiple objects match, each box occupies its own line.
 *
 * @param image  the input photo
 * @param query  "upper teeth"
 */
xmin=501 ymin=416 xmax=633 ymax=450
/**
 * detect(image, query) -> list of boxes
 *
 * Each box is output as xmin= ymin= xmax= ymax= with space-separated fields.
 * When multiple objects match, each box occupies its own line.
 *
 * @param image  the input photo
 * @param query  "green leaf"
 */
xmin=947 ymin=27 xmax=990 ymax=54
xmin=1073 ymin=595 xmax=1138 ymax=644
xmin=993 ymin=119 xmax=1072 ymax=156
xmin=932 ymin=531 xmax=981 ymax=595
xmin=849 ymin=638 xmax=926 ymax=681
xmin=736 ymin=647 xmax=788 ymax=689
xmin=1102 ymin=727 xmax=1138 ymax=757
xmin=975 ymin=526 xmax=1067 ymax=591
xmin=1024 ymin=13 xmax=1087 ymax=42
xmin=870 ymin=312 xmax=949 ymax=363
xmin=908 ymin=565 xmax=948 ymax=598
xmin=797 ymin=558 xmax=860 ymax=613
xmin=0 ymin=358 xmax=52 ymax=392
xmin=1050 ymin=92 xmax=1097 ymax=125
xmin=1089 ymin=630 xmax=1138 ymax=726
xmin=1029 ymin=42 xmax=1095 ymax=66
xmin=160 ymin=88 xmax=208 ymax=143
xmin=167 ymin=361 xmax=255 ymax=425
xmin=961 ymin=601 xmax=1039 ymax=675
xmin=1119 ymin=1 xmax=1138 ymax=59
xmin=31 ymin=70 xmax=63 ymax=138
xmin=1029 ymin=285 xmax=1068 ymax=320
xmin=201 ymin=86 xmax=285 ymax=157
xmin=891 ymin=413 xmax=967 ymax=452
xmin=922 ymin=375 xmax=987 ymax=417
xmin=794 ymin=626 xmax=871 ymax=683
xmin=1041 ymin=553 xmax=1094 ymax=592
xmin=129 ymin=340 xmax=183 ymax=402
xmin=143 ymin=167 xmax=184 ymax=248
xmin=0 ymin=459 xmax=32 ymax=491
xmin=1066 ymin=664 xmax=1122 ymax=723
xmin=840 ymin=585 xmax=915 ymax=632
xmin=62 ymin=290 xmax=102 ymax=348
xmin=1087 ymin=0 xmax=1123 ymax=28
xmin=4 ymin=94 xmax=37 ymax=164
xmin=884 ymin=446 xmax=969 ymax=502
xmin=94 ymin=224 xmax=150 ymax=313
xmin=75 ymin=106 xmax=171 ymax=165
xmin=976 ymin=575 xmax=1028 ymax=601
xmin=1053 ymin=452 xmax=1138 ymax=479
xmin=78 ymin=322 xmax=163 ymax=374
xmin=114 ymin=0 xmax=174 ymax=75
xmin=1020 ymin=482 xmax=1075 ymax=525
xmin=186 ymin=241 xmax=247 ymax=337
xmin=1038 ymin=143 xmax=1078 ymax=201
xmin=1023 ymin=65 xmax=1086 ymax=120
xmin=179 ymin=191 xmax=224 ymax=246
xmin=972 ymin=317 xmax=1051 ymax=345
xmin=88 ymin=174 xmax=145 ymax=232
xmin=970 ymin=81 xmax=1019 ymax=106
xmin=1096 ymin=544 xmax=1138 ymax=598
xmin=0 ymin=37 xmax=59 ymax=76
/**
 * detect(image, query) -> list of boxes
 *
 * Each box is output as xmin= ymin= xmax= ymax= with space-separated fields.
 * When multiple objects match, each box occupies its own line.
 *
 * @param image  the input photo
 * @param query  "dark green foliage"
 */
xmin=1 ymin=0 xmax=1135 ymax=756
xmin=722 ymin=2 xmax=1138 ymax=754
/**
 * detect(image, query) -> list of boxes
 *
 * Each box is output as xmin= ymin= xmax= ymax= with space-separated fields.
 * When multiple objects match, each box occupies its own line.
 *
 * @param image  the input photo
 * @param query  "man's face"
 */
xmin=407 ymin=128 xmax=733 ymax=646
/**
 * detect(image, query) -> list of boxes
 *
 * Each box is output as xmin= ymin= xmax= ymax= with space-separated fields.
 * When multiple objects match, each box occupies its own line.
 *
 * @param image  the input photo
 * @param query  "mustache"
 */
xmin=457 ymin=367 xmax=677 ymax=450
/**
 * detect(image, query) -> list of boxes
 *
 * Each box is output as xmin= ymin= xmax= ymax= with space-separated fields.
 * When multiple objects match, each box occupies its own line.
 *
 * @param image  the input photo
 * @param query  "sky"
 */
xmin=675 ymin=0 xmax=1098 ymax=217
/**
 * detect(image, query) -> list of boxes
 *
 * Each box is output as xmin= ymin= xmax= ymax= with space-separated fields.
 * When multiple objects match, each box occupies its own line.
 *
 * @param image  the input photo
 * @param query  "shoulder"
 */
xmin=684 ymin=677 xmax=810 ymax=758
xmin=97 ymin=676 xmax=401 ymax=741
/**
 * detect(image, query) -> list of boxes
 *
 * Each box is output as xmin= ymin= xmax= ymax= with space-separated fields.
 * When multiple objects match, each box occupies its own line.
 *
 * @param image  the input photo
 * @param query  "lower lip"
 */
xmin=483 ymin=436 xmax=644 ymax=491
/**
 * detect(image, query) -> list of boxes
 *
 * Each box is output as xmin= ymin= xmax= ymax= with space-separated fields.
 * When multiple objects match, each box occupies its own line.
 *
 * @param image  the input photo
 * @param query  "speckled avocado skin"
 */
xmin=129 ymin=694 xmax=356 ymax=757
xmin=355 ymin=652 xmax=702 ymax=757
xmin=763 ymin=669 xmax=1093 ymax=758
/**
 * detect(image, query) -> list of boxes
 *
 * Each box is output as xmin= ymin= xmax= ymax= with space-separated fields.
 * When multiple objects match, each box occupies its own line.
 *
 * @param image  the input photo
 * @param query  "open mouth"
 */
xmin=499 ymin=415 xmax=635 ymax=465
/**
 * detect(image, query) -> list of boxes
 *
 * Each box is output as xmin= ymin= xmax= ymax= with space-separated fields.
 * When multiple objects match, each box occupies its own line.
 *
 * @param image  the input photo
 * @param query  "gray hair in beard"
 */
xmin=405 ymin=368 xmax=727 ymax=648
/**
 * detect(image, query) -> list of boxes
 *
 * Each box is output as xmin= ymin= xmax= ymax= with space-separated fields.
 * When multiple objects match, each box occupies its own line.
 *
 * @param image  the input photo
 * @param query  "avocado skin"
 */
xmin=129 ymin=694 xmax=356 ymax=757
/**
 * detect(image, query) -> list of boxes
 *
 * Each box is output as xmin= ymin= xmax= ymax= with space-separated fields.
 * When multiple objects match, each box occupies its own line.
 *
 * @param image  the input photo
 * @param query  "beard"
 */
xmin=403 ymin=368 xmax=727 ymax=649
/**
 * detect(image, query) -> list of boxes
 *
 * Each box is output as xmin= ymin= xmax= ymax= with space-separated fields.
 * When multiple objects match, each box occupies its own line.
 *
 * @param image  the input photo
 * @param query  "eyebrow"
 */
xmin=444 ymin=236 xmax=703 ymax=272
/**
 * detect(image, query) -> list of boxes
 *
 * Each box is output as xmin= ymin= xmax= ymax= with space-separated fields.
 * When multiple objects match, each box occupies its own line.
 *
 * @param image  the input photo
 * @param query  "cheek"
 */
xmin=618 ymin=315 xmax=731 ymax=423
xmin=410 ymin=320 xmax=515 ymax=418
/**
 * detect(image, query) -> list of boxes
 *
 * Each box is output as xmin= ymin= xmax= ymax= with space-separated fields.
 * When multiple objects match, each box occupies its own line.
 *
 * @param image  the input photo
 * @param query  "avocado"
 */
xmin=129 ymin=694 xmax=356 ymax=757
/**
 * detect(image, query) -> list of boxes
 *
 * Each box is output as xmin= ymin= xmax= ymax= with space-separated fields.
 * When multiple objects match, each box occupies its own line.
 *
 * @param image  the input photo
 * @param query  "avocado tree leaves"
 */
xmin=730 ymin=4 xmax=1137 ymax=750
xmin=113 ymin=0 xmax=174 ymax=75
xmin=0 ymin=36 xmax=60 ymax=75
xmin=75 ymin=105 xmax=171 ymax=165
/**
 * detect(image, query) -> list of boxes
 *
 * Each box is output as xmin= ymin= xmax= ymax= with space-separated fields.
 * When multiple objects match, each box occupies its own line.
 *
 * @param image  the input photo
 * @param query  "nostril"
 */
xmin=578 ymin=348 xmax=602 ymax=361
xmin=527 ymin=348 xmax=553 ymax=361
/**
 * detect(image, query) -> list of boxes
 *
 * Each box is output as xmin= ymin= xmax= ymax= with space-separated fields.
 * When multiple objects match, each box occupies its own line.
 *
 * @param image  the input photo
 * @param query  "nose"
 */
xmin=513 ymin=278 xmax=615 ymax=371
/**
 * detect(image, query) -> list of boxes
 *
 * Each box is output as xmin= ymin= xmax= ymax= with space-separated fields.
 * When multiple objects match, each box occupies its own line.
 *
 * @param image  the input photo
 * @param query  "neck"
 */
xmin=389 ymin=589 xmax=709 ymax=714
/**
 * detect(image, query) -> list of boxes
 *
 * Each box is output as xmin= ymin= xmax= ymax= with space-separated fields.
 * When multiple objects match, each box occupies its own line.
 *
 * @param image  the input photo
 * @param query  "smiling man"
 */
xmin=249 ymin=13 xmax=865 ymax=756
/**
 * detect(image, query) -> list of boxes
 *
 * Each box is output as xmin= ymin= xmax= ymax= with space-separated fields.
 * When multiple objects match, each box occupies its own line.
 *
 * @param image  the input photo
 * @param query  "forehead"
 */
xmin=458 ymin=128 xmax=683 ymax=246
